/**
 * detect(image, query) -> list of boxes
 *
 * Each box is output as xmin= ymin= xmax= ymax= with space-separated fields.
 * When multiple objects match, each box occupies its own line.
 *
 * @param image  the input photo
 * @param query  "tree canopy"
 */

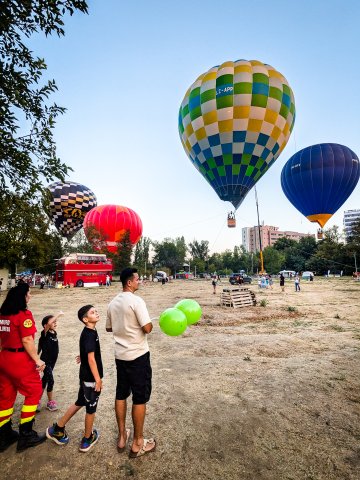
xmin=0 ymin=192 xmax=63 ymax=273
xmin=152 ymin=237 xmax=187 ymax=274
xmin=0 ymin=1 xmax=88 ymax=197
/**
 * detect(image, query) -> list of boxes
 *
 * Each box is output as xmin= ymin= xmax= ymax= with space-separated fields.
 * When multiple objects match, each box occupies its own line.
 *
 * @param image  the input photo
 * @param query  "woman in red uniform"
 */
xmin=0 ymin=283 xmax=46 ymax=452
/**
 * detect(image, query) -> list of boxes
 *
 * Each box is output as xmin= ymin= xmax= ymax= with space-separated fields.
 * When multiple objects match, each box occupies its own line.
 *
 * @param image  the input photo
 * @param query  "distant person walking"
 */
xmin=212 ymin=277 xmax=217 ymax=294
xmin=106 ymin=275 xmax=111 ymax=287
xmin=295 ymin=275 xmax=301 ymax=292
xmin=280 ymin=273 xmax=285 ymax=292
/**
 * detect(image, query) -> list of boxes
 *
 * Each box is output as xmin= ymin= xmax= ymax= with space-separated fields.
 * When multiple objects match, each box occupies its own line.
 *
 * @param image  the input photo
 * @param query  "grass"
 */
xmin=259 ymin=299 xmax=268 ymax=307
xmin=330 ymin=325 xmax=345 ymax=332
xmin=330 ymin=373 xmax=346 ymax=381
xmin=293 ymin=319 xmax=306 ymax=327
xmin=287 ymin=306 xmax=297 ymax=312
xmin=334 ymin=313 xmax=341 ymax=319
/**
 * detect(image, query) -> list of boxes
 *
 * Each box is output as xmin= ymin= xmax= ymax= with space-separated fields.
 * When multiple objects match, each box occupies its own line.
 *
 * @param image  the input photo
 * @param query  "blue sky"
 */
xmin=29 ymin=0 xmax=360 ymax=252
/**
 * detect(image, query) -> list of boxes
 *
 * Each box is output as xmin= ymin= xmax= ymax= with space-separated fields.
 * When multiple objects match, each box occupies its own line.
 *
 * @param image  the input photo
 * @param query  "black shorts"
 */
xmin=75 ymin=381 xmax=101 ymax=414
xmin=115 ymin=351 xmax=152 ymax=405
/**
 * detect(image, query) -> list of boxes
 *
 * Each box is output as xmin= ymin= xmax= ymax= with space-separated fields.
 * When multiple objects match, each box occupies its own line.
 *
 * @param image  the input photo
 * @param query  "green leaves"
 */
xmin=0 ymin=1 xmax=88 ymax=199
xmin=0 ymin=192 xmax=63 ymax=272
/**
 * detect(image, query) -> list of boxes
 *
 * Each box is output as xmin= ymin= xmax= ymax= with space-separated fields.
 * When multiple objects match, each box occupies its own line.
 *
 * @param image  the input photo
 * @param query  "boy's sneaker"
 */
xmin=79 ymin=429 xmax=99 ymax=452
xmin=46 ymin=400 xmax=58 ymax=411
xmin=46 ymin=424 xmax=69 ymax=446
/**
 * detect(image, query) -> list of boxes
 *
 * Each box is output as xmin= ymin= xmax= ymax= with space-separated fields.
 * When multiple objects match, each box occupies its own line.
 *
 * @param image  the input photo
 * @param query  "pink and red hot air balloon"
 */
xmin=83 ymin=205 xmax=142 ymax=253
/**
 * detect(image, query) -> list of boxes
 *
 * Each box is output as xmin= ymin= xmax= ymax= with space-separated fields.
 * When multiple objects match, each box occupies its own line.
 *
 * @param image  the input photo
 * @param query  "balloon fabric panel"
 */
xmin=83 ymin=205 xmax=143 ymax=254
xmin=281 ymin=143 xmax=360 ymax=227
xmin=48 ymin=181 xmax=97 ymax=239
xmin=179 ymin=59 xmax=296 ymax=209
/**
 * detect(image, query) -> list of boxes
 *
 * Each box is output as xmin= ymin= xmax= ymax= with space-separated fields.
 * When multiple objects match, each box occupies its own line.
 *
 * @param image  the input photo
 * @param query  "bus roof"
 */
xmin=60 ymin=253 xmax=108 ymax=262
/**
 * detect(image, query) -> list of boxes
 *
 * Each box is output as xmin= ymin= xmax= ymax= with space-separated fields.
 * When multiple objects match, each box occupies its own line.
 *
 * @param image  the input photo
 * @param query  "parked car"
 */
xmin=198 ymin=273 xmax=211 ymax=279
xmin=153 ymin=271 xmax=168 ymax=282
xmin=229 ymin=273 xmax=252 ymax=285
xmin=278 ymin=270 xmax=296 ymax=278
xmin=302 ymin=271 xmax=314 ymax=279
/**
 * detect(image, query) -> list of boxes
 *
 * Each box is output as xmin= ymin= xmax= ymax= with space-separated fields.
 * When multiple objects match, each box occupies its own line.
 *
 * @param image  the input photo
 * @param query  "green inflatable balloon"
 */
xmin=159 ymin=308 xmax=187 ymax=337
xmin=175 ymin=299 xmax=202 ymax=325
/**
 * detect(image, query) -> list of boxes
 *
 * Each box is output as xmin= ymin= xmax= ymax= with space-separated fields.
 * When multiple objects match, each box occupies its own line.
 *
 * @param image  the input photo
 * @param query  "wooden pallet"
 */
xmin=220 ymin=287 xmax=256 ymax=308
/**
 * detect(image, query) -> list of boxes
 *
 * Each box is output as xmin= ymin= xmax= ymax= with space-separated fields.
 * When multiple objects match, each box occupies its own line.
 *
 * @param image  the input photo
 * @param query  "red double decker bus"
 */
xmin=56 ymin=253 xmax=113 ymax=287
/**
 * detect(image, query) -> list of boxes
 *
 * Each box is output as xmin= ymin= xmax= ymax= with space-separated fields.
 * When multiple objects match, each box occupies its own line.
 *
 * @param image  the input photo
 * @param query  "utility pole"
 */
xmin=255 ymin=185 xmax=265 ymax=274
xmin=355 ymin=252 xmax=358 ymax=273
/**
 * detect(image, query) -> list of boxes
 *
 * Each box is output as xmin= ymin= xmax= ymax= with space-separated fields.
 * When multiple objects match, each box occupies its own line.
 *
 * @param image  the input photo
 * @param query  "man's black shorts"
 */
xmin=75 ymin=381 xmax=101 ymax=414
xmin=115 ymin=351 xmax=152 ymax=405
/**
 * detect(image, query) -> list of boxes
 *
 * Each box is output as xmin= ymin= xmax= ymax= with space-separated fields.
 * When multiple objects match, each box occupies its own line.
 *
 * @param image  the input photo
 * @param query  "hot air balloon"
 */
xmin=83 ymin=205 xmax=143 ymax=253
xmin=48 ymin=181 xmax=97 ymax=239
xmin=178 ymin=59 xmax=296 ymax=224
xmin=281 ymin=143 xmax=360 ymax=234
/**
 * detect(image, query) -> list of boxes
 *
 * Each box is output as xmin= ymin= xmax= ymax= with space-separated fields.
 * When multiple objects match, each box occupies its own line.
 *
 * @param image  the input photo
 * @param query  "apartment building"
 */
xmin=241 ymin=225 xmax=315 ymax=253
xmin=343 ymin=209 xmax=360 ymax=240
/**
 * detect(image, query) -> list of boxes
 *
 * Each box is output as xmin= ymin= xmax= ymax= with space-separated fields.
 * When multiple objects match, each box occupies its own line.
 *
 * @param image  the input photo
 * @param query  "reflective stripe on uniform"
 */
xmin=21 ymin=404 xmax=37 ymax=413
xmin=0 ymin=407 xmax=14 ymax=427
xmin=0 ymin=407 xmax=14 ymax=417
xmin=0 ymin=418 xmax=11 ymax=427
xmin=20 ymin=415 xmax=35 ymax=424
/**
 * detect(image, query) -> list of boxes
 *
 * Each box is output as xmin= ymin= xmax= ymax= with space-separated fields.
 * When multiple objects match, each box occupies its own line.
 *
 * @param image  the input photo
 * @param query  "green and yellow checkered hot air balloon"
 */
xmin=178 ymin=59 xmax=296 ymax=212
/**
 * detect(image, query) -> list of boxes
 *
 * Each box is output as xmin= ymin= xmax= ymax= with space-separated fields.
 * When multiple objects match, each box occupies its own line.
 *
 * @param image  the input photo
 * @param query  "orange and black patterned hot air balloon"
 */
xmin=83 ymin=204 xmax=142 ymax=253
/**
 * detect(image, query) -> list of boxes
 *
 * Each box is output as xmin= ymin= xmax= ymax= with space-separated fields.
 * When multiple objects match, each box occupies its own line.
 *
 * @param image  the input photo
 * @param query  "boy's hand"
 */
xmin=75 ymin=355 xmax=81 ymax=364
xmin=95 ymin=379 xmax=102 ymax=392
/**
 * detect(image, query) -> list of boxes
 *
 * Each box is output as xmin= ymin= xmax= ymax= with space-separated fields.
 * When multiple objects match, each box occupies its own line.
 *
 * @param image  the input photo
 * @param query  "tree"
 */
xmin=273 ymin=236 xmax=297 ymax=251
xmin=133 ymin=237 xmax=152 ymax=273
xmin=272 ymin=236 xmax=318 ymax=272
xmin=152 ymin=237 xmax=187 ymax=274
xmin=64 ymin=229 xmax=95 ymax=254
xmin=306 ymin=232 xmax=349 ymax=275
xmin=190 ymin=257 xmax=206 ymax=274
xmin=112 ymin=231 xmax=133 ymax=273
xmin=0 ymin=1 xmax=88 ymax=198
xmin=0 ymin=192 xmax=63 ymax=274
xmin=346 ymin=219 xmax=360 ymax=274
xmin=188 ymin=240 xmax=209 ymax=261
xmin=263 ymin=246 xmax=285 ymax=274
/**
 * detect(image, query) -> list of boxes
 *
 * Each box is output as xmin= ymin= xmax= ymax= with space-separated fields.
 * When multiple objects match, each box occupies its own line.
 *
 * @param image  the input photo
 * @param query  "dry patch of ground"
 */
xmin=1 ymin=277 xmax=360 ymax=479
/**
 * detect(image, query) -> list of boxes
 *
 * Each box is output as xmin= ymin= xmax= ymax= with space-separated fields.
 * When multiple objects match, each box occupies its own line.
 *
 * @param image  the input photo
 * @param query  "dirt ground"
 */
xmin=1 ymin=277 xmax=360 ymax=480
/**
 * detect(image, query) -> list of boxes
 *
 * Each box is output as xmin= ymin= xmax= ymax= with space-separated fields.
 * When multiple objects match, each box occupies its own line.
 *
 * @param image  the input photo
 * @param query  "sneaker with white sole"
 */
xmin=79 ymin=429 xmax=99 ymax=452
xmin=46 ymin=424 xmax=69 ymax=446
xmin=46 ymin=400 xmax=58 ymax=411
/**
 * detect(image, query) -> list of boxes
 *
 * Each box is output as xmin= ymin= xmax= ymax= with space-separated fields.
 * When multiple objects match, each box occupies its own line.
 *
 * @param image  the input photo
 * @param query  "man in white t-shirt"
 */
xmin=106 ymin=268 xmax=155 ymax=458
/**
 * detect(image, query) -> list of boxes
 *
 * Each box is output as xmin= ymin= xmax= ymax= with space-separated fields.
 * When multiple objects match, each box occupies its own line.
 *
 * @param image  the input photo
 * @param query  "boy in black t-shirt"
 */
xmin=37 ymin=312 xmax=63 ymax=411
xmin=46 ymin=305 xmax=103 ymax=453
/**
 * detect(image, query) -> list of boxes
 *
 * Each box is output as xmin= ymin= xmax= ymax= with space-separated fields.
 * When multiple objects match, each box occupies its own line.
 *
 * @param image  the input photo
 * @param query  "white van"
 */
xmin=279 ymin=270 xmax=296 ymax=278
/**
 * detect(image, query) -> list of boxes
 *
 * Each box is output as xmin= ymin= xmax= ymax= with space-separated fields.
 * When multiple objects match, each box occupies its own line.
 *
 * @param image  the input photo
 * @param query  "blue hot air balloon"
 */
xmin=281 ymin=143 xmax=360 ymax=228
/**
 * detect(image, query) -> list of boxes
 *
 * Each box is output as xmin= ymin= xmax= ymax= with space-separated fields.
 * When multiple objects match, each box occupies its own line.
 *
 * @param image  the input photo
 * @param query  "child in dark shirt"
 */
xmin=37 ymin=311 xmax=64 ymax=411
xmin=46 ymin=305 xmax=103 ymax=453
